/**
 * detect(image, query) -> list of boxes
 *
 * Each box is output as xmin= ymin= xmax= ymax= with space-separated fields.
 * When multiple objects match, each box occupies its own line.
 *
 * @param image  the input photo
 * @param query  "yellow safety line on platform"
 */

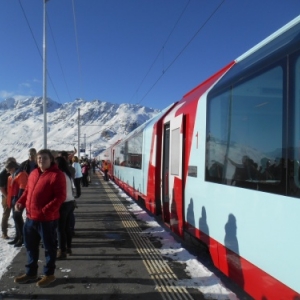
xmin=101 ymin=180 xmax=194 ymax=300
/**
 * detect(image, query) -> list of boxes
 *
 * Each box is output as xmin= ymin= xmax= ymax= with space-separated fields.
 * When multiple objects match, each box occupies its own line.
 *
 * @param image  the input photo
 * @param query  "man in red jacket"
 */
xmin=14 ymin=149 xmax=66 ymax=288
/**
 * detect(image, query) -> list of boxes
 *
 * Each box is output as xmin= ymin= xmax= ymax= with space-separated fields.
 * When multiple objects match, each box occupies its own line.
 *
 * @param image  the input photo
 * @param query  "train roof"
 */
xmin=175 ymin=15 xmax=300 ymax=114
xmin=213 ymin=15 xmax=300 ymax=92
xmin=236 ymin=14 xmax=300 ymax=63
xmin=117 ymin=102 xmax=176 ymax=142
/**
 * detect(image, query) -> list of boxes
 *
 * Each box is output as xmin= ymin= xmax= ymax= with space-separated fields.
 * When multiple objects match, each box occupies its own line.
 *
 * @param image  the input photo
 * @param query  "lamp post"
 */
xmin=78 ymin=108 xmax=80 ymax=156
xmin=43 ymin=0 xmax=48 ymax=148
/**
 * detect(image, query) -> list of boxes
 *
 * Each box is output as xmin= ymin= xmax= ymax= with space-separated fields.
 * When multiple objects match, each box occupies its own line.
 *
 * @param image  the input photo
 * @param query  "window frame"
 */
xmin=205 ymin=58 xmax=288 ymax=196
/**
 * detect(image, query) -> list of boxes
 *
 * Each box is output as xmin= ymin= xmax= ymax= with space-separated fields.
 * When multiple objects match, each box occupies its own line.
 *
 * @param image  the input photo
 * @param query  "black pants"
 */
xmin=104 ymin=170 xmax=109 ymax=181
xmin=74 ymin=177 xmax=82 ymax=197
xmin=12 ymin=206 xmax=24 ymax=241
xmin=82 ymin=174 xmax=89 ymax=187
xmin=1 ymin=195 xmax=11 ymax=235
xmin=57 ymin=201 xmax=75 ymax=252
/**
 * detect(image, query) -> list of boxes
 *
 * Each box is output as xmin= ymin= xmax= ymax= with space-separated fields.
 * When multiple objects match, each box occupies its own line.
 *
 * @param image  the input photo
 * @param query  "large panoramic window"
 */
xmin=290 ymin=54 xmax=300 ymax=196
xmin=206 ymin=64 xmax=284 ymax=194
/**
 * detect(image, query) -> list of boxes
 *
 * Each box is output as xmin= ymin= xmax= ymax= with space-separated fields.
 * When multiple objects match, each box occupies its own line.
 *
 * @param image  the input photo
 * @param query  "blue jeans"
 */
xmin=23 ymin=218 xmax=58 ymax=276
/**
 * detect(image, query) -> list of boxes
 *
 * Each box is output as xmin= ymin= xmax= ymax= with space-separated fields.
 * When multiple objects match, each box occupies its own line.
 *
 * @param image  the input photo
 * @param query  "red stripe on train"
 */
xmin=185 ymin=222 xmax=299 ymax=299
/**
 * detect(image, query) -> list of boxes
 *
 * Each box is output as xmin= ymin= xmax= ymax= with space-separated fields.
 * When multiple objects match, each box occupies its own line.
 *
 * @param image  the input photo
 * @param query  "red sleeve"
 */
xmin=16 ymin=184 xmax=28 ymax=207
xmin=18 ymin=172 xmax=28 ymax=189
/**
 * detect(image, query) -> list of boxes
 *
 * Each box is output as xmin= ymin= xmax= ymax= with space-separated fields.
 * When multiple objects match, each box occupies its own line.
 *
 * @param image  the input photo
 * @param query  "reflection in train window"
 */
xmin=206 ymin=64 xmax=284 ymax=195
xmin=291 ymin=55 xmax=300 ymax=194
xmin=114 ymin=131 xmax=143 ymax=169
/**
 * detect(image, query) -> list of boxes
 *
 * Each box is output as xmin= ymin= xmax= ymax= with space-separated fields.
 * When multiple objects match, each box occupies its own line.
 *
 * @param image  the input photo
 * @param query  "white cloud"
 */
xmin=0 ymin=90 xmax=14 ymax=99
xmin=0 ymin=78 xmax=41 ymax=101
xmin=0 ymin=90 xmax=33 ymax=102
xmin=19 ymin=82 xmax=31 ymax=88
xmin=33 ymin=78 xmax=41 ymax=84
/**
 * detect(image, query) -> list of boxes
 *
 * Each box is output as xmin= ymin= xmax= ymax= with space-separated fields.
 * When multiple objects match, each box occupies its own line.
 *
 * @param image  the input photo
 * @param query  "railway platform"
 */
xmin=0 ymin=171 xmax=252 ymax=300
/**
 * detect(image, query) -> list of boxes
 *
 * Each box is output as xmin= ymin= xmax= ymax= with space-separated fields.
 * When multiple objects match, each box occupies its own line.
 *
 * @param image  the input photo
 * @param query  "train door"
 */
xmin=162 ymin=114 xmax=185 ymax=236
xmin=162 ymin=123 xmax=170 ymax=223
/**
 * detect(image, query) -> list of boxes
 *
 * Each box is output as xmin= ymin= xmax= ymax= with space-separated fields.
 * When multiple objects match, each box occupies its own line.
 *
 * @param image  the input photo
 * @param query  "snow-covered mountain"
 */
xmin=0 ymin=97 xmax=160 ymax=165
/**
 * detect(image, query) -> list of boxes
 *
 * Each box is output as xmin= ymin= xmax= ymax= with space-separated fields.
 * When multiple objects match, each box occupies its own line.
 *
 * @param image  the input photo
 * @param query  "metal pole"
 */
xmin=43 ymin=0 xmax=47 ymax=148
xmin=78 ymin=108 xmax=80 ymax=158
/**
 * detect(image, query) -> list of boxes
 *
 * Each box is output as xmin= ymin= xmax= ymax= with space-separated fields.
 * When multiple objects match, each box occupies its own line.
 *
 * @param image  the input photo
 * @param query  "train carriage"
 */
xmin=100 ymin=15 xmax=300 ymax=299
xmin=109 ymin=104 xmax=175 ymax=214
xmin=161 ymin=15 xmax=300 ymax=299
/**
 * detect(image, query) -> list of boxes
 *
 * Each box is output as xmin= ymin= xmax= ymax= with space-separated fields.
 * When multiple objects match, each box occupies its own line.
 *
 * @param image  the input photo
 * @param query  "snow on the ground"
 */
xmin=0 ymin=214 xmax=19 ymax=280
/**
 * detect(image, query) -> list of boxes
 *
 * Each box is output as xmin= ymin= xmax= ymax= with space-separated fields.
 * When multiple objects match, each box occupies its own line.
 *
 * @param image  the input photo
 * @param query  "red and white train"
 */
xmin=101 ymin=15 xmax=300 ymax=299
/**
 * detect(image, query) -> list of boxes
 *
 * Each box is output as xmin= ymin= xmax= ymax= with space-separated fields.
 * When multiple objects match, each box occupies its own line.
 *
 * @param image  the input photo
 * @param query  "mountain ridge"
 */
xmin=0 ymin=97 xmax=160 ymax=164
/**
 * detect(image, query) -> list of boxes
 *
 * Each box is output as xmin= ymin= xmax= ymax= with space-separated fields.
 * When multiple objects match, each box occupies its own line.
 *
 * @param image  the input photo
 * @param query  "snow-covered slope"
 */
xmin=0 ymin=97 xmax=160 ymax=164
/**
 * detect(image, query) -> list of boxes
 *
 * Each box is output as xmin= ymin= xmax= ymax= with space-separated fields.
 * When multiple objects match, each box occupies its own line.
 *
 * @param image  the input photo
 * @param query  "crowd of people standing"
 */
xmin=0 ymin=147 xmax=99 ymax=288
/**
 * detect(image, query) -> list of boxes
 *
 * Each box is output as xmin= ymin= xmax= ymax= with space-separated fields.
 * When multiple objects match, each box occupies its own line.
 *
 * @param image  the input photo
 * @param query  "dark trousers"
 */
xmin=12 ymin=207 xmax=24 ymax=240
xmin=57 ymin=201 xmax=75 ymax=252
xmin=74 ymin=177 xmax=82 ymax=197
xmin=70 ymin=212 xmax=75 ymax=233
xmin=23 ymin=218 xmax=58 ymax=276
xmin=82 ymin=173 xmax=89 ymax=186
xmin=1 ymin=195 xmax=11 ymax=235
xmin=104 ymin=170 xmax=109 ymax=181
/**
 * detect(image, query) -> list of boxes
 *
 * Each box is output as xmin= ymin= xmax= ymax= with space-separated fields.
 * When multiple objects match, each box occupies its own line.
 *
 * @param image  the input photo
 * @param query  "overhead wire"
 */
xmin=136 ymin=0 xmax=226 ymax=105
xmin=72 ymin=0 xmax=84 ymax=99
xmin=18 ymin=0 xmax=61 ymax=102
xmin=130 ymin=0 xmax=191 ymax=103
xmin=47 ymin=12 xmax=73 ymax=102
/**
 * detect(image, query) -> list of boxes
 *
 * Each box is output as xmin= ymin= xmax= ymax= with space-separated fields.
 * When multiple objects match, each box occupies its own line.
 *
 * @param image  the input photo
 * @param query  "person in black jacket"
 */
xmin=20 ymin=148 xmax=38 ymax=175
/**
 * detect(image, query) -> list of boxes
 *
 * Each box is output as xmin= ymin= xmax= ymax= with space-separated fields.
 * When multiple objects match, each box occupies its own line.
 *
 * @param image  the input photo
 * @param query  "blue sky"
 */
xmin=0 ymin=0 xmax=300 ymax=110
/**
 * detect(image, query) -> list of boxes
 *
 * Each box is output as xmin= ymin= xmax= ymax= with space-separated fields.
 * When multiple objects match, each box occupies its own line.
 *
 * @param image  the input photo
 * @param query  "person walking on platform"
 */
xmin=55 ymin=156 xmax=75 ymax=259
xmin=81 ymin=161 xmax=89 ymax=187
xmin=0 ymin=157 xmax=17 ymax=239
xmin=91 ymin=159 xmax=96 ymax=174
xmin=5 ymin=160 xmax=28 ymax=247
xmin=103 ymin=161 xmax=109 ymax=181
xmin=72 ymin=156 xmax=82 ymax=198
xmin=14 ymin=149 xmax=66 ymax=288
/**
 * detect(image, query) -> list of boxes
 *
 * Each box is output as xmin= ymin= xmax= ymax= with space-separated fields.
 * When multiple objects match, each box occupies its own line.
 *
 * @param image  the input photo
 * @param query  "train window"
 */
xmin=113 ymin=132 xmax=143 ymax=169
xmin=206 ymin=89 xmax=230 ymax=183
xmin=206 ymin=64 xmax=285 ymax=194
xmin=171 ymin=128 xmax=180 ymax=175
xmin=290 ymin=55 xmax=300 ymax=196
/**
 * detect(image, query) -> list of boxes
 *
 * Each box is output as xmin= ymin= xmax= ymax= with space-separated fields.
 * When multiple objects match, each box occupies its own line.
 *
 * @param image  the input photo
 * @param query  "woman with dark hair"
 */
xmin=54 ymin=156 xmax=75 ymax=259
